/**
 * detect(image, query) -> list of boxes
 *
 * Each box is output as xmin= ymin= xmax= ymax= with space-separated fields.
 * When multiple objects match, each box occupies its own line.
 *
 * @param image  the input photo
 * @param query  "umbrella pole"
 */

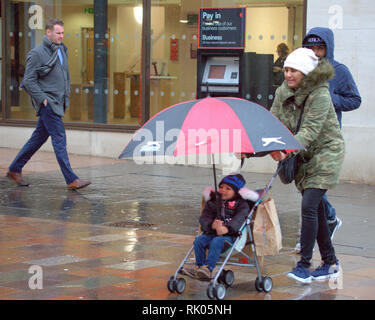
xmin=212 ymin=154 xmax=221 ymax=219
xmin=212 ymin=154 xmax=218 ymax=194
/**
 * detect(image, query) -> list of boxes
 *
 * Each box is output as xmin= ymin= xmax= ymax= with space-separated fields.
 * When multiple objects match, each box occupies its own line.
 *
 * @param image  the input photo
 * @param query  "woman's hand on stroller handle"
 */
xmin=270 ymin=150 xmax=287 ymax=161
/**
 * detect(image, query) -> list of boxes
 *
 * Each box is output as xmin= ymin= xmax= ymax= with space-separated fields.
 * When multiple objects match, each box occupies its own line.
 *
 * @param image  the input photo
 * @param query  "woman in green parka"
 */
xmin=270 ymin=48 xmax=345 ymax=284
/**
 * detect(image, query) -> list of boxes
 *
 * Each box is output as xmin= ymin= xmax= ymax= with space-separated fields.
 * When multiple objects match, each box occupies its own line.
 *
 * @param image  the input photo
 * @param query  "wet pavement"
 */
xmin=0 ymin=147 xmax=375 ymax=300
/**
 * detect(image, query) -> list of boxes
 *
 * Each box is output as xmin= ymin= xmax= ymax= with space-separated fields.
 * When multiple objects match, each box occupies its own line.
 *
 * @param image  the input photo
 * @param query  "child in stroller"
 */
xmin=168 ymin=170 xmax=278 ymax=299
xmin=182 ymin=174 xmax=260 ymax=281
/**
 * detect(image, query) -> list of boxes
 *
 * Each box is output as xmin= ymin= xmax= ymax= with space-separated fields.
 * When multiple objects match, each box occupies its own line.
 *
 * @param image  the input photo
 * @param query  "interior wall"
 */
xmin=163 ymin=4 xmax=198 ymax=103
xmin=61 ymin=5 xmax=94 ymax=84
xmin=245 ymin=6 xmax=289 ymax=59
xmin=115 ymin=6 xmax=142 ymax=73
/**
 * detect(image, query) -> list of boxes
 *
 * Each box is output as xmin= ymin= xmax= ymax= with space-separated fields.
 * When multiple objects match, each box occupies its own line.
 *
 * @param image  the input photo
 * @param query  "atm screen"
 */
xmin=201 ymin=56 xmax=239 ymax=90
xmin=208 ymin=65 xmax=226 ymax=79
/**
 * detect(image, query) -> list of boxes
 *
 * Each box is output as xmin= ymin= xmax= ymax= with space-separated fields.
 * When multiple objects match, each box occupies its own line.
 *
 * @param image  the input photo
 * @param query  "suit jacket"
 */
xmin=23 ymin=35 xmax=70 ymax=117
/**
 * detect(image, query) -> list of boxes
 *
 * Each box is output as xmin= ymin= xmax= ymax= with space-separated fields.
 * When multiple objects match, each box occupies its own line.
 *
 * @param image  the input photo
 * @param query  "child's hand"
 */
xmin=216 ymin=225 xmax=229 ymax=236
xmin=212 ymin=220 xmax=229 ymax=235
xmin=212 ymin=219 xmax=222 ymax=230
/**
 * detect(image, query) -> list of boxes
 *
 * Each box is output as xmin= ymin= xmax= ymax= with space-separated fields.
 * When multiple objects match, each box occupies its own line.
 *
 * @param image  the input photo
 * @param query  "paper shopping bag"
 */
xmin=253 ymin=197 xmax=282 ymax=256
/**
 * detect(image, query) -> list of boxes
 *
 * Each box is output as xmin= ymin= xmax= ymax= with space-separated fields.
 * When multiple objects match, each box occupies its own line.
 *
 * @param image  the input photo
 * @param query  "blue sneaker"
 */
xmin=287 ymin=264 xmax=312 ymax=284
xmin=311 ymin=262 xmax=340 ymax=281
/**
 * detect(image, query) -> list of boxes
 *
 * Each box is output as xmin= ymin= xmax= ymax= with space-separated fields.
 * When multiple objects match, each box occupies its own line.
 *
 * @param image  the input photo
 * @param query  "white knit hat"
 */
xmin=283 ymin=47 xmax=319 ymax=75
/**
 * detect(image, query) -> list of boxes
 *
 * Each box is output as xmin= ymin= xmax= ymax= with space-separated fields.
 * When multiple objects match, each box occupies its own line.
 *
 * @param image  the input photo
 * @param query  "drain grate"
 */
xmin=104 ymin=220 xmax=156 ymax=229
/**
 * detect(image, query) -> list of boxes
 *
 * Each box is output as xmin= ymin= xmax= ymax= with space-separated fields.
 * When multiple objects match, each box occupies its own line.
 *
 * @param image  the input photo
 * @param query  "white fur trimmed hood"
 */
xmin=202 ymin=186 xmax=260 ymax=203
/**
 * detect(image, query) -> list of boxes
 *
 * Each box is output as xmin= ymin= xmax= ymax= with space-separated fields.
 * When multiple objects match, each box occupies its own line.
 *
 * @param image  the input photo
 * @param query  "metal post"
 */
xmin=93 ymin=0 xmax=108 ymax=124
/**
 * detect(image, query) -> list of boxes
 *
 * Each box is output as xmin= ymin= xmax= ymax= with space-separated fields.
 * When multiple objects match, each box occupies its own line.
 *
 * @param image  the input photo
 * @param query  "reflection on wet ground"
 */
xmin=1 ymin=161 xmax=285 ymax=237
xmin=2 ymin=158 xmax=375 ymax=254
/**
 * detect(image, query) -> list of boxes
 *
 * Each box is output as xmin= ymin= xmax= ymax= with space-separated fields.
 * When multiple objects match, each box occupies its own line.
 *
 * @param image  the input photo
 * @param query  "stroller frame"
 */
xmin=167 ymin=169 xmax=279 ymax=300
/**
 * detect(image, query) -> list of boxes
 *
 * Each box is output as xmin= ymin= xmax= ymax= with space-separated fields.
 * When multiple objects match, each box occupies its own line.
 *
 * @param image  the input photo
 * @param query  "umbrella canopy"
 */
xmin=119 ymin=97 xmax=304 ymax=160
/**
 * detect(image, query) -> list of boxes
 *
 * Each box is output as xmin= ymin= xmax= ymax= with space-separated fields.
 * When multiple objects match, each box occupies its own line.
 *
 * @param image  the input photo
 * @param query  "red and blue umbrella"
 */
xmin=119 ymin=97 xmax=304 ymax=160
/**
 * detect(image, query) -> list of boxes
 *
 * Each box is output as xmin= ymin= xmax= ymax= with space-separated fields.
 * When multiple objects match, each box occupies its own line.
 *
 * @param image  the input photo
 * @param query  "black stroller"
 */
xmin=167 ymin=169 xmax=279 ymax=300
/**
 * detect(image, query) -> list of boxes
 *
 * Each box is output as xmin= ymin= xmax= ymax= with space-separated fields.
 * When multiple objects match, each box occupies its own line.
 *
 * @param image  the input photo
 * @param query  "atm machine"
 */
xmin=196 ymin=7 xmax=275 ymax=109
xmin=196 ymin=7 xmax=245 ymax=99
xmin=196 ymin=50 xmax=274 ymax=109
xmin=197 ymin=49 xmax=244 ymax=99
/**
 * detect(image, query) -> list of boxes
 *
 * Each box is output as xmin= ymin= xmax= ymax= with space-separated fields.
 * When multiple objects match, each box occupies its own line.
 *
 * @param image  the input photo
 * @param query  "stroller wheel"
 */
xmin=213 ymin=283 xmax=226 ymax=300
xmin=255 ymin=276 xmax=263 ymax=292
xmin=255 ymin=276 xmax=273 ymax=293
xmin=167 ymin=277 xmax=175 ymax=293
xmin=174 ymin=277 xmax=186 ymax=294
xmin=222 ymin=270 xmax=235 ymax=287
xmin=262 ymin=276 xmax=273 ymax=293
xmin=207 ymin=283 xmax=215 ymax=300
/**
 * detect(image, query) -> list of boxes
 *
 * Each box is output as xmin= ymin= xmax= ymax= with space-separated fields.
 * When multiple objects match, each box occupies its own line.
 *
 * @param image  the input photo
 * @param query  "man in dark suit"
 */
xmin=7 ymin=19 xmax=90 ymax=190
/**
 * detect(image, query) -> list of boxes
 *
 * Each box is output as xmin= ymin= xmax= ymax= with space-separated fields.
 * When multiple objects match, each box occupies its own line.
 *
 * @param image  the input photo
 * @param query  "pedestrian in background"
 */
xmin=290 ymin=27 xmax=361 ymax=251
xmin=273 ymin=43 xmax=290 ymax=86
xmin=270 ymin=48 xmax=344 ymax=283
xmin=7 ymin=19 xmax=91 ymax=190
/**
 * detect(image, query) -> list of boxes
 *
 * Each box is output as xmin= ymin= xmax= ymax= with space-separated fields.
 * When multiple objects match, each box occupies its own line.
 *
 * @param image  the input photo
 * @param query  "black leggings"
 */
xmin=299 ymin=188 xmax=337 ymax=268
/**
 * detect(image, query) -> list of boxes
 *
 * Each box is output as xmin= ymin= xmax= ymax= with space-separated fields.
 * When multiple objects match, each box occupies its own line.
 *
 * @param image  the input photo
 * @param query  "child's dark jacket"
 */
xmin=199 ymin=187 xmax=259 ymax=236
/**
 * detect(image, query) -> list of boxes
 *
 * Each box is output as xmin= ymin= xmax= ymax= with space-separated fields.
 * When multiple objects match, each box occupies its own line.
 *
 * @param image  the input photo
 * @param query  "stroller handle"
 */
xmin=256 ymin=166 xmax=281 ymax=204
